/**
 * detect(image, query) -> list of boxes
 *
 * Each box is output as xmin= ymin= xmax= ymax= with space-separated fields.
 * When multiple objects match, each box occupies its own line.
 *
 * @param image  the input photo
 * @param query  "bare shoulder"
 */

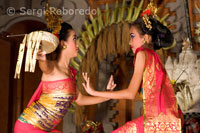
xmin=135 ymin=51 xmax=146 ymax=61
xmin=134 ymin=51 xmax=146 ymax=71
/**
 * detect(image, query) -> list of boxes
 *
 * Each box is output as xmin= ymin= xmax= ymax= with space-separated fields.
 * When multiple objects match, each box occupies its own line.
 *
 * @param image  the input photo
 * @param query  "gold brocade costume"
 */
xmin=112 ymin=47 xmax=181 ymax=133
xmin=18 ymin=76 xmax=76 ymax=132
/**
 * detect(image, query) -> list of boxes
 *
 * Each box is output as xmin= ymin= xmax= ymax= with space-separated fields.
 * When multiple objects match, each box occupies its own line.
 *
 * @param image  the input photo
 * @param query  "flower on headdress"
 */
xmin=140 ymin=1 xmax=158 ymax=31
xmin=141 ymin=9 xmax=151 ymax=17
xmin=53 ymin=33 xmax=59 ymax=39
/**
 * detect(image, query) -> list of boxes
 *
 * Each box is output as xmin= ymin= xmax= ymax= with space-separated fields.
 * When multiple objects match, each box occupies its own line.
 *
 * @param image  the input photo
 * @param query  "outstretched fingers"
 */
xmin=82 ymin=72 xmax=91 ymax=86
xmin=107 ymin=75 xmax=117 ymax=91
xmin=108 ymin=75 xmax=113 ymax=85
xmin=110 ymin=83 xmax=117 ymax=91
xmin=82 ymin=72 xmax=89 ymax=82
xmin=82 ymin=82 xmax=86 ymax=89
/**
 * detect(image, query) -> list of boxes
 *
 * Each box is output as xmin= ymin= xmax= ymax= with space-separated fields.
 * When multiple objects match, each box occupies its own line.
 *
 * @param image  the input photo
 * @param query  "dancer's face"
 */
xmin=129 ymin=26 xmax=145 ymax=53
xmin=63 ymin=30 xmax=78 ymax=58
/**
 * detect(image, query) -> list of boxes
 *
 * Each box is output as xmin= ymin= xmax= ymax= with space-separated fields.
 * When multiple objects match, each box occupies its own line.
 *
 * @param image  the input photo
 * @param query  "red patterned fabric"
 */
xmin=113 ymin=47 xmax=181 ymax=133
xmin=14 ymin=67 xmax=77 ymax=133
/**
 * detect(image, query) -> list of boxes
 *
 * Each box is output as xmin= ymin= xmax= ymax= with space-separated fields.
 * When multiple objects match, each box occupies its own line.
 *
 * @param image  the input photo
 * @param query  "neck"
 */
xmin=57 ymin=52 xmax=71 ymax=69
xmin=142 ymin=43 xmax=153 ymax=49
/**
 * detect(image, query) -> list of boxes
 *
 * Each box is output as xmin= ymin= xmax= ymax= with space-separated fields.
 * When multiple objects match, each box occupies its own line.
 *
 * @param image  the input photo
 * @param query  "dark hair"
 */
xmin=59 ymin=22 xmax=73 ymax=41
xmin=47 ymin=22 xmax=73 ymax=60
xmin=131 ymin=17 xmax=174 ymax=50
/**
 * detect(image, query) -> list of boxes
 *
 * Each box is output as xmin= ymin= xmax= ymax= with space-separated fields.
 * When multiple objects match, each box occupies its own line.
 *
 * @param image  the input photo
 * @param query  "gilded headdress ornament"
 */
xmin=44 ymin=1 xmax=63 ymax=34
xmin=14 ymin=1 xmax=62 ymax=79
xmin=141 ymin=0 xmax=158 ymax=30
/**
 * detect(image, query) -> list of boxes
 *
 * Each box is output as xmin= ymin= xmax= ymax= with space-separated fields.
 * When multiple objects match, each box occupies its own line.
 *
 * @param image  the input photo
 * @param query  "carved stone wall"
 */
xmin=165 ymin=0 xmax=188 ymax=54
xmin=165 ymin=45 xmax=200 ymax=113
xmin=0 ymin=0 xmax=89 ymax=34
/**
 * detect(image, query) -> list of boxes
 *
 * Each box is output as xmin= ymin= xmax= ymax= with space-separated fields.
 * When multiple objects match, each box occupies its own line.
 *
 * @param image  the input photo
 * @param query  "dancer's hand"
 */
xmin=36 ymin=50 xmax=46 ymax=61
xmin=82 ymin=72 xmax=96 ymax=95
xmin=106 ymin=75 xmax=116 ymax=91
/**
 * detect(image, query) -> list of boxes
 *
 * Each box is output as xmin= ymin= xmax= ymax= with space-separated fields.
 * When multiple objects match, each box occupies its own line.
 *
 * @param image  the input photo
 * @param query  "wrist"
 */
xmin=39 ymin=58 xmax=47 ymax=62
xmin=91 ymin=89 xmax=98 ymax=96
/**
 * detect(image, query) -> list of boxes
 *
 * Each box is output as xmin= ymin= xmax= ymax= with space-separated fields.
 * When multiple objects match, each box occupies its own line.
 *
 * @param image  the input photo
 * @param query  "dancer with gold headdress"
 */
xmin=82 ymin=1 xmax=182 ymax=132
xmin=14 ymin=2 xmax=116 ymax=133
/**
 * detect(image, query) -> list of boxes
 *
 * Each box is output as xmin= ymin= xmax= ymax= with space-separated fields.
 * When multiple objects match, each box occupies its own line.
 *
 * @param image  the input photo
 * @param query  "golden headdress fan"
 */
xmin=14 ymin=1 xmax=62 ymax=79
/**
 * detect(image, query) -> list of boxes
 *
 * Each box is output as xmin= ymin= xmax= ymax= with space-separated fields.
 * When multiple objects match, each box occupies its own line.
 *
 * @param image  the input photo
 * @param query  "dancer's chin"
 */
xmin=131 ymin=49 xmax=135 ymax=53
xmin=72 ymin=52 xmax=78 ymax=58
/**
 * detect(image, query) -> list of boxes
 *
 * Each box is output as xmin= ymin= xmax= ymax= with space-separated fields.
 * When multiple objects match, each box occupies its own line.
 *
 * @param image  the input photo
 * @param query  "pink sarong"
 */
xmin=113 ymin=47 xmax=181 ymax=133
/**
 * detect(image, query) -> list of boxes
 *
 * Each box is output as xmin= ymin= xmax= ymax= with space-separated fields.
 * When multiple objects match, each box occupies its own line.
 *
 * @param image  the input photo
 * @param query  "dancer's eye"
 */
xmin=130 ymin=33 xmax=135 ymax=39
xmin=73 ymin=36 xmax=77 ymax=41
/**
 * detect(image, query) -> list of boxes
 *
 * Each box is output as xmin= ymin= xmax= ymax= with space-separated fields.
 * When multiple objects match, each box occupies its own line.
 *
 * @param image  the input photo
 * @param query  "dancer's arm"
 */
xmin=75 ymin=75 xmax=116 ymax=106
xmin=36 ymin=50 xmax=54 ymax=74
xmin=75 ymin=92 xmax=110 ymax=106
xmin=82 ymin=51 xmax=145 ymax=100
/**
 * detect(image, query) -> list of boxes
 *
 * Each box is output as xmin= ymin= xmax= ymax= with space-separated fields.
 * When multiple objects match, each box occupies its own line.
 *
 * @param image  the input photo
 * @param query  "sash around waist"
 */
xmin=19 ymin=93 xmax=75 ymax=131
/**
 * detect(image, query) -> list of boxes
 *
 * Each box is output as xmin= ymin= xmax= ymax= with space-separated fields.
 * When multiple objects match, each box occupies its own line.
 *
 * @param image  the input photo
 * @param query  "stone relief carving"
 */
xmin=165 ymin=39 xmax=200 ymax=113
xmin=165 ymin=0 xmax=188 ymax=54
xmin=95 ymin=57 xmax=118 ymax=133
xmin=0 ymin=0 xmax=88 ymax=34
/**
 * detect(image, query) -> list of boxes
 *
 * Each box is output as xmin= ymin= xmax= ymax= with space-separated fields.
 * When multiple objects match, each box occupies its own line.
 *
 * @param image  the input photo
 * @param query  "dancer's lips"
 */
xmin=131 ymin=46 xmax=133 ymax=48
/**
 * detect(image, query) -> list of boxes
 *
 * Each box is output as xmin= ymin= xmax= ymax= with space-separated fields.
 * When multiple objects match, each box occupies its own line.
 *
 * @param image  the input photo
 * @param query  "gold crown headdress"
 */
xmin=14 ymin=1 xmax=62 ymax=79
xmin=141 ymin=0 xmax=158 ymax=30
xmin=44 ymin=1 xmax=63 ymax=34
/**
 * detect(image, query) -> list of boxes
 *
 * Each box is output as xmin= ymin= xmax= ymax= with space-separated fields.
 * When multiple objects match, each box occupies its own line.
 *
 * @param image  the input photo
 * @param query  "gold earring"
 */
xmin=143 ymin=39 xmax=146 ymax=44
xmin=62 ymin=45 xmax=67 ymax=49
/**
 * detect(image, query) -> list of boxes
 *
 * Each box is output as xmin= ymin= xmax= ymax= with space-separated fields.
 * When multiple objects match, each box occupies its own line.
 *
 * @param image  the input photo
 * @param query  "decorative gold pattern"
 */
xmin=143 ymin=16 xmax=152 ymax=30
xmin=19 ymin=79 xmax=76 ymax=131
xmin=25 ymin=31 xmax=33 ymax=72
xmin=14 ymin=34 xmax=27 ymax=78
xmin=143 ymin=49 xmax=181 ymax=132
xmin=44 ymin=1 xmax=63 ymax=34
xmin=31 ymin=31 xmax=42 ymax=72
xmin=116 ymin=122 xmax=137 ymax=133
xmin=141 ymin=1 xmax=158 ymax=30
xmin=40 ymin=31 xmax=59 ymax=54
xmin=82 ymin=120 xmax=103 ymax=133
xmin=14 ymin=31 xmax=59 ymax=79
xmin=145 ymin=1 xmax=158 ymax=18
xmin=145 ymin=112 xmax=181 ymax=132
xmin=14 ymin=1 xmax=61 ymax=79
xmin=70 ymin=0 xmax=175 ymax=126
